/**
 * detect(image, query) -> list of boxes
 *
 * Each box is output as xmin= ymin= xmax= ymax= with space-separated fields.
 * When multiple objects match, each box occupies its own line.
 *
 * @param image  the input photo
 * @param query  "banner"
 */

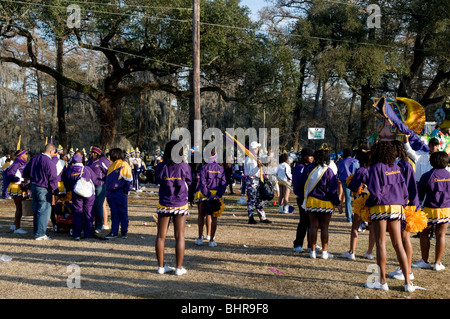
xmin=308 ymin=128 xmax=325 ymax=140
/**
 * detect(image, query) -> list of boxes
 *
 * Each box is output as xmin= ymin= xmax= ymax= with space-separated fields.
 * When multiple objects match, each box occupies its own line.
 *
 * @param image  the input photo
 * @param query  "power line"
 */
xmin=0 ymin=0 xmax=444 ymax=53
xmin=62 ymin=0 xmax=192 ymax=11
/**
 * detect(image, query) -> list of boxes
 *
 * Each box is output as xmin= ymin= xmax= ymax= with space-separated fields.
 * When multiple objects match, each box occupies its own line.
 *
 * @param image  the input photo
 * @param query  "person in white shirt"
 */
xmin=404 ymin=134 xmax=444 ymax=181
xmin=244 ymin=141 xmax=272 ymax=224
xmin=276 ymin=153 xmax=292 ymax=214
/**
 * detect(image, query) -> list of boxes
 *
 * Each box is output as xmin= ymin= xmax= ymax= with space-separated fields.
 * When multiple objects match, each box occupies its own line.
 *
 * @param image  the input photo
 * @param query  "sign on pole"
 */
xmin=308 ymin=128 xmax=325 ymax=140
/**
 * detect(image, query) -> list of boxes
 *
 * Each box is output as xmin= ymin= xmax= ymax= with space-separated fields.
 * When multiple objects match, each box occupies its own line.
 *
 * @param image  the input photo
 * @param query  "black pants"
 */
xmin=293 ymin=197 xmax=311 ymax=249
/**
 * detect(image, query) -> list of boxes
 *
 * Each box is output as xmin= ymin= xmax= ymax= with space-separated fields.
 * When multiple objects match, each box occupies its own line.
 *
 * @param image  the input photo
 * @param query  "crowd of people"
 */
xmin=0 ymin=134 xmax=449 ymax=287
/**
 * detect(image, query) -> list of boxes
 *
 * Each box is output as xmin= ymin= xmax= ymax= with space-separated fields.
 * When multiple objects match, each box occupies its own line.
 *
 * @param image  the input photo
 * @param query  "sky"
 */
xmin=239 ymin=0 xmax=267 ymax=20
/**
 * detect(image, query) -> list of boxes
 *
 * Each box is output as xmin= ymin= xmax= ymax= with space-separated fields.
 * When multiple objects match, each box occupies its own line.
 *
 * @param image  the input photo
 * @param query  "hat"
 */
xmin=249 ymin=141 xmax=261 ymax=149
xmin=72 ymin=154 xmax=83 ymax=163
xmin=301 ymin=147 xmax=314 ymax=157
xmin=91 ymin=146 xmax=102 ymax=155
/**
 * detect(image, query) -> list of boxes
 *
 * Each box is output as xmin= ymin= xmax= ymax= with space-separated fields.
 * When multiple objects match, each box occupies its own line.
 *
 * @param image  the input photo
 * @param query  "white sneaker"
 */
xmin=205 ymin=235 xmax=211 ymax=241
xmin=412 ymin=259 xmax=432 ymax=269
xmin=321 ymin=251 xmax=333 ymax=259
xmin=35 ymin=235 xmax=50 ymax=240
xmin=208 ymin=240 xmax=217 ymax=247
xmin=365 ymin=280 xmax=389 ymax=291
xmin=434 ymin=263 xmax=446 ymax=271
xmin=363 ymin=252 xmax=374 ymax=260
xmin=157 ymin=264 xmax=174 ymax=274
xmin=309 ymin=250 xmax=316 ymax=259
xmin=14 ymin=228 xmax=27 ymax=234
xmin=293 ymin=246 xmax=304 ymax=253
xmin=404 ymin=283 xmax=416 ymax=292
xmin=102 ymin=225 xmax=110 ymax=230
xmin=10 ymin=225 xmax=16 ymax=231
xmin=175 ymin=267 xmax=187 ymax=276
xmin=195 ymin=238 xmax=203 ymax=245
xmin=387 ymin=267 xmax=404 ymax=280
xmin=341 ymin=251 xmax=355 ymax=260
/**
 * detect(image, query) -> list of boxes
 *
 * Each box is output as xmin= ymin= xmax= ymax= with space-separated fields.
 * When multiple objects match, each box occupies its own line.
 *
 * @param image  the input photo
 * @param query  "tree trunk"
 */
xmin=99 ymin=95 xmax=120 ymax=150
xmin=291 ymin=57 xmax=307 ymax=152
xmin=360 ymin=82 xmax=376 ymax=137
xmin=56 ymin=37 xmax=67 ymax=150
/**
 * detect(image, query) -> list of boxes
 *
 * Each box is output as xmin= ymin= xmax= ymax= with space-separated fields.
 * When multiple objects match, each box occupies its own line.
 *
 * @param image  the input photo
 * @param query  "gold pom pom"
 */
xmin=405 ymin=206 xmax=428 ymax=233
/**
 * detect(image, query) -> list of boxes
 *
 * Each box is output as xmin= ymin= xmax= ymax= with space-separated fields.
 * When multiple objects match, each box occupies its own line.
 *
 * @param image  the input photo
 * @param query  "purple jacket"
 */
xmin=337 ymin=157 xmax=358 ymax=182
xmin=5 ymin=157 xmax=27 ymax=186
xmin=397 ymin=159 xmax=419 ymax=208
xmin=198 ymin=161 xmax=227 ymax=198
xmin=348 ymin=166 xmax=369 ymax=193
xmin=156 ymin=161 xmax=192 ymax=207
xmin=105 ymin=160 xmax=133 ymax=194
xmin=62 ymin=164 xmax=96 ymax=195
xmin=418 ymin=168 xmax=450 ymax=209
xmin=87 ymin=156 xmax=110 ymax=186
xmin=292 ymin=163 xmax=307 ymax=197
xmin=23 ymin=153 xmax=58 ymax=194
xmin=366 ymin=162 xmax=408 ymax=207
xmin=298 ymin=163 xmax=340 ymax=206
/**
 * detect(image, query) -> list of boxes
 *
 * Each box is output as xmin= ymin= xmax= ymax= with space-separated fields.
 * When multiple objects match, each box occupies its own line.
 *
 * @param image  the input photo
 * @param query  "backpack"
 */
xmin=258 ymin=178 xmax=274 ymax=201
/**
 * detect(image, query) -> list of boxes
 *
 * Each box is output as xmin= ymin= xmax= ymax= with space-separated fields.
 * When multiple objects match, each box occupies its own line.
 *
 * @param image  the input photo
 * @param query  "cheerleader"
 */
xmin=105 ymin=148 xmax=133 ymax=239
xmin=6 ymin=149 xmax=29 ymax=234
xmin=414 ymin=151 xmax=450 ymax=271
xmin=298 ymin=146 xmax=342 ymax=259
xmin=388 ymin=140 xmax=425 ymax=281
xmin=341 ymin=147 xmax=375 ymax=260
xmin=154 ymin=140 xmax=192 ymax=275
xmin=194 ymin=149 xmax=227 ymax=247
xmin=364 ymin=141 xmax=414 ymax=292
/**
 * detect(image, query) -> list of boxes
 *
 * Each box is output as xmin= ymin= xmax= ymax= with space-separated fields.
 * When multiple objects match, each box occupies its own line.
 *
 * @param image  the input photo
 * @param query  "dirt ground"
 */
xmin=0 ymin=184 xmax=449 ymax=303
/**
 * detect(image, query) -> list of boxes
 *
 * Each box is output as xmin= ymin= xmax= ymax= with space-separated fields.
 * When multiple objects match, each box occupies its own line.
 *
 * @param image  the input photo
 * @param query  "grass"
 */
xmin=0 ymin=185 xmax=449 ymax=301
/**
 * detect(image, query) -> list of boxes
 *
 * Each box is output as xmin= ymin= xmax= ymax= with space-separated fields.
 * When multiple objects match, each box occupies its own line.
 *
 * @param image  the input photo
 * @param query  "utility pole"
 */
xmin=192 ymin=0 xmax=201 ymax=151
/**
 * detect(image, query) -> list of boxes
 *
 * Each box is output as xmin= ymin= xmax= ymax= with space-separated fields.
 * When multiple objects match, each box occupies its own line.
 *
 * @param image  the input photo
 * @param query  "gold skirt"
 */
xmin=306 ymin=197 xmax=334 ymax=214
xmin=369 ymin=205 xmax=404 ymax=221
xmin=7 ymin=183 xmax=27 ymax=197
xmin=423 ymin=207 xmax=450 ymax=225
xmin=156 ymin=203 xmax=189 ymax=216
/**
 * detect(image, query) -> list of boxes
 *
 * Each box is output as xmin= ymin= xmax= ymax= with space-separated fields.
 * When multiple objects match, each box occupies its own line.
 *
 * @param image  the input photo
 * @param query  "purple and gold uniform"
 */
xmin=365 ymin=162 xmax=408 ymax=221
xmin=299 ymin=163 xmax=340 ymax=214
xmin=155 ymin=160 xmax=192 ymax=215
xmin=106 ymin=159 xmax=133 ymax=235
xmin=63 ymin=160 xmax=96 ymax=238
xmin=195 ymin=160 xmax=227 ymax=217
xmin=418 ymin=168 xmax=450 ymax=224
xmin=6 ymin=156 xmax=27 ymax=197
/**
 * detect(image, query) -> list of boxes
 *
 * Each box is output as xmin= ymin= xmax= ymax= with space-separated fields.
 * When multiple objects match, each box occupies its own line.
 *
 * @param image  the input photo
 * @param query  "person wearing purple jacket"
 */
xmin=87 ymin=145 xmax=110 ymax=233
xmin=292 ymin=147 xmax=314 ymax=253
xmin=341 ymin=147 xmax=375 ymax=261
xmin=414 ymin=151 xmax=450 ymax=272
xmin=63 ymin=153 xmax=96 ymax=240
xmin=387 ymin=140 xmax=420 ymax=281
xmin=194 ymin=150 xmax=227 ymax=247
xmin=23 ymin=144 xmax=59 ymax=240
xmin=104 ymin=148 xmax=133 ymax=239
xmin=298 ymin=147 xmax=342 ymax=259
xmin=154 ymin=140 xmax=192 ymax=276
xmin=6 ymin=149 xmax=29 ymax=234
xmin=364 ymin=141 xmax=414 ymax=292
